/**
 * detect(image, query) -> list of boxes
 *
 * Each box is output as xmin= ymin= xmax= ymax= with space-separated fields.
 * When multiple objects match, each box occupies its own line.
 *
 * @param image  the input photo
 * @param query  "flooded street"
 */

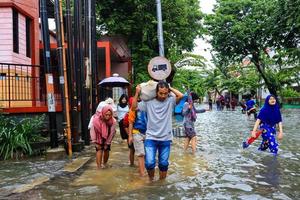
xmin=1 ymin=107 xmax=299 ymax=199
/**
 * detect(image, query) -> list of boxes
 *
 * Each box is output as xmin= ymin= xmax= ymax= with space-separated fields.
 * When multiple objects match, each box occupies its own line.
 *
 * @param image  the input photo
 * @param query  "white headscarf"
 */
xmin=88 ymin=98 xmax=117 ymax=129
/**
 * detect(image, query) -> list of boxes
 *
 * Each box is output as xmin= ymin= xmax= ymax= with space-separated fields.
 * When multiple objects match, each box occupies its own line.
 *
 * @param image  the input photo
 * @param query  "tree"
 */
xmin=96 ymin=0 xmax=203 ymax=83
xmin=214 ymin=56 xmax=262 ymax=94
xmin=172 ymin=68 xmax=206 ymax=97
xmin=269 ymin=0 xmax=300 ymax=51
xmin=174 ymin=53 xmax=206 ymax=69
xmin=202 ymin=68 xmax=223 ymax=95
xmin=204 ymin=0 xmax=299 ymax=97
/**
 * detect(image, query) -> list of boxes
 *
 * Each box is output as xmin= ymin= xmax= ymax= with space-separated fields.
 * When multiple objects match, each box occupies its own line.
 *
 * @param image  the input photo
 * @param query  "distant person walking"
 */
xmin=246 ymin=96 xmax=257 ymax=119
xmin=231 ymin=97 xmax=237 ymax=111
xmin=239 ymin=99 xmax=247 ymax=114
xmin=132 ymin=81 xmax=183 ymax=180
xmin=208 ymin=98 xmax=213 ymax=110
xmin=225 ymin=97 xmax=231 ymax=110
xmin=182 ymin=92 xmax=209 ymax=154
xmin=216 ymin=98 xmax=221 ymax=111
xmin=219 ymin=95 xmax=225 ymax=111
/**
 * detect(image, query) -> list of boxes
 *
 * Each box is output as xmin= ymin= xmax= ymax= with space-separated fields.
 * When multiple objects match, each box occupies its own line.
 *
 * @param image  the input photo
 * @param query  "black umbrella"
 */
xmin=98 ymin=76 xmax=130 ymax=87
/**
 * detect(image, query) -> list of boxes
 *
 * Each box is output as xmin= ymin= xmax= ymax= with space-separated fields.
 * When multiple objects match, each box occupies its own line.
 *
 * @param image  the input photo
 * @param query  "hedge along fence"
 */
xmin=281 ymin=97 xmax=300 ymax=109
xmin=258 ymin=97 xmax=300 ymax=109
xmin=0 ymin=114 xmax=46 ymax=160
xmin=282 ymin=97 xmax=300 ymax=105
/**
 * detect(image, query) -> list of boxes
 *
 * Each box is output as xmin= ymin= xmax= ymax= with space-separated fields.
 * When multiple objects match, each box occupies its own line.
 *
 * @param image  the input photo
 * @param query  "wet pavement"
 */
xmin=1 ymin=106 xmax=299 ymax=199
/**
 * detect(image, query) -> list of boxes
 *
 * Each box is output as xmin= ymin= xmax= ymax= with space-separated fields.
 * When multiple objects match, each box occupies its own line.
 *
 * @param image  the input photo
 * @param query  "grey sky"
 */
xmin=192 ymin=0 xmax=216 ymax=67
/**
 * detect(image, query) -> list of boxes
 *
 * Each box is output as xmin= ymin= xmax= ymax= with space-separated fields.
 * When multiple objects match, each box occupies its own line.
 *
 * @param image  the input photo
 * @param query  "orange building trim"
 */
xmin=0 ymin=2 xmax=34 ymax=20
xmin=1 ymin=105 xmax=62 ymax=113
xmin=97 ymin=41 xmax=111 ymax=78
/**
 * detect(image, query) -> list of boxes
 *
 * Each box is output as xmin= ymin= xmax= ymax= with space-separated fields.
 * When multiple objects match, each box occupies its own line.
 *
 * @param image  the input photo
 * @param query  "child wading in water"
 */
xmin=122 ymin=98 xmax=136 ymax=166
xmin=251 ymin=94 xmax=283 ymax=154
xmin=90 ymin=105 xmax=117 ymax=169
xmin=182 ymin=92 xmax=208 ymax=154
xmin=127 ymin=97 xmax=147 ymax=176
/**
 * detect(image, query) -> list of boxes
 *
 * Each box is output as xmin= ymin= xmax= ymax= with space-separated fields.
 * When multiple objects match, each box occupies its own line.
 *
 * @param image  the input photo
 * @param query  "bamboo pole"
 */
xmin=60 ymin=0 xmax=72 ymax=157
xmin=54 ymin=0 xmax=72 ymax=156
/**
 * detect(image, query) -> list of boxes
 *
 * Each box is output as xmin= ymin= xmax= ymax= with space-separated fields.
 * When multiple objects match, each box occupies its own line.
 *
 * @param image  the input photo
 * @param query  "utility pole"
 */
xmin=79 ymin=0 xmax=89 ymax=145
xmin=74 ymin=0 xmax=81 ymax=144
xmin=40 ymin=0 xmax=58 ymax=148
xmin=65 ymin=0 xmax=79 ymax=144
xmin=83 ymin=0 xmax=91 ymax=145
xmin=91 ymin=0 xmax=97 ymax=113
xmin=74 ymin=0 xmax=89 ymax=145
xmin=156 ymin=0 xmax=165 ymax=56
xmin=54 ymin=0 xmax=72 ymax=156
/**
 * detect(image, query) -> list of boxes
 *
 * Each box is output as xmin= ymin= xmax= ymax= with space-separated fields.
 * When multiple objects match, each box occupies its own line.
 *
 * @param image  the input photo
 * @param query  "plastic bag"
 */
xmin=140 ymin=80 xmax=158 ymax=101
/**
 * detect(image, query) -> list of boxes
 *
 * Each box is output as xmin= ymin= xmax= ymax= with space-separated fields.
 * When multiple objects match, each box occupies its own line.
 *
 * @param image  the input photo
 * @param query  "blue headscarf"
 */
xmin=257 ymin=94 xmax=282 ymax=127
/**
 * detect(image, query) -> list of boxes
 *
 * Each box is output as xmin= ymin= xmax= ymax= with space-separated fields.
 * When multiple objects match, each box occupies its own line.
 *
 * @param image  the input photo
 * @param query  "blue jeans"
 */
xmin=144 ymin=139 xmax=171 ymax=172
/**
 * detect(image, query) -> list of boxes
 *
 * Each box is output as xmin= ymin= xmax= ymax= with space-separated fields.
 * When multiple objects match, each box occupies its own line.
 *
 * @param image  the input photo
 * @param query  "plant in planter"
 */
xmin=0 ymin=114 xmax=45 ymax=160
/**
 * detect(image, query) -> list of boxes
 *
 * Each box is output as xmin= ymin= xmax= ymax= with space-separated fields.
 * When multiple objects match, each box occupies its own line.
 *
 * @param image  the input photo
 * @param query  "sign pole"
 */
xmin=156 ymin=0 xmax=164 ymax=57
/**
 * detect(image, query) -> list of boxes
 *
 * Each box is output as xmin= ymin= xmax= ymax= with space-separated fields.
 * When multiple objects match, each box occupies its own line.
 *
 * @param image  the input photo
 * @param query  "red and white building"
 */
xmin=0 ymin=0 xmax=132 ymax=113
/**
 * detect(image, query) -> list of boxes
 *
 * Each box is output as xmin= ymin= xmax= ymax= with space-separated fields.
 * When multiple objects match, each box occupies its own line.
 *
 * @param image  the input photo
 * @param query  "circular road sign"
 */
xmin=147 ymin=56 xmax=171 ymax=80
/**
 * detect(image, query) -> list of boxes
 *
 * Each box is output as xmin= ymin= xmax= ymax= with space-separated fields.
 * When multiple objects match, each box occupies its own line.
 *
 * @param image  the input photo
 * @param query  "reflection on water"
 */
xmin=1 ymin=107 xmax=300 ymax=199
xmin=258 ymin=156 xmax=281 ymax=188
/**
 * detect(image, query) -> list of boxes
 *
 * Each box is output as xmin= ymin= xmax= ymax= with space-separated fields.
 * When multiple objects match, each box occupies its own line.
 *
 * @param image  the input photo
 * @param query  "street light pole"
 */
xmin=156 ymin=0 xmax=165 ymax=57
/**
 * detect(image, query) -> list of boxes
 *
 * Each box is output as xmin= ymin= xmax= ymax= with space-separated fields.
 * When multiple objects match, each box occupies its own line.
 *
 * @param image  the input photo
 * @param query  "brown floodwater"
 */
xmin=1 ymin=108 xmax=299 ymax=199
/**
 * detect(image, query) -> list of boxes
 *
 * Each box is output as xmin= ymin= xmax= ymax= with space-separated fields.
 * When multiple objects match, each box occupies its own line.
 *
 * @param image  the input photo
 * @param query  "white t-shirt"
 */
xmin=117 ymin=105 xmax=129 ymax=122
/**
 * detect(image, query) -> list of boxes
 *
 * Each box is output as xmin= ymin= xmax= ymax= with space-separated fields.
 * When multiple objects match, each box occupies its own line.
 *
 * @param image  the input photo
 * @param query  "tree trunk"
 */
xmin=252 ymin=53 xmax=278 ymax=97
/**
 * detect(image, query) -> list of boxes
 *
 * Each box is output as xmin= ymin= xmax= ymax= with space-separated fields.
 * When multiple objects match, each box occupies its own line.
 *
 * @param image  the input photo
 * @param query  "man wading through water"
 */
xmin=132 ymin=81 xmax=183 ymax=180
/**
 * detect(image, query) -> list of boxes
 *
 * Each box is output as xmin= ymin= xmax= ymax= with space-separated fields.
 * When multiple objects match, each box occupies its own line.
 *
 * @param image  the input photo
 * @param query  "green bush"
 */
xmin=0 ymin=114 xmax=45 ymax=160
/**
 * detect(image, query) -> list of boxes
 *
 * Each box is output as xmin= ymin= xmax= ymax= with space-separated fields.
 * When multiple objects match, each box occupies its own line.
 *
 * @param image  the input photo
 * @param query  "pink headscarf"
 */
xmin=91 ymin=105 xmax=116 ymax=143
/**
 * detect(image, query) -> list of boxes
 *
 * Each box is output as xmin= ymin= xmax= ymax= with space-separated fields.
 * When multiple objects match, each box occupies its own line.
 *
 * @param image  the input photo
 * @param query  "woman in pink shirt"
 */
xmin=90 ymin=105 xmax=117 ymax=169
